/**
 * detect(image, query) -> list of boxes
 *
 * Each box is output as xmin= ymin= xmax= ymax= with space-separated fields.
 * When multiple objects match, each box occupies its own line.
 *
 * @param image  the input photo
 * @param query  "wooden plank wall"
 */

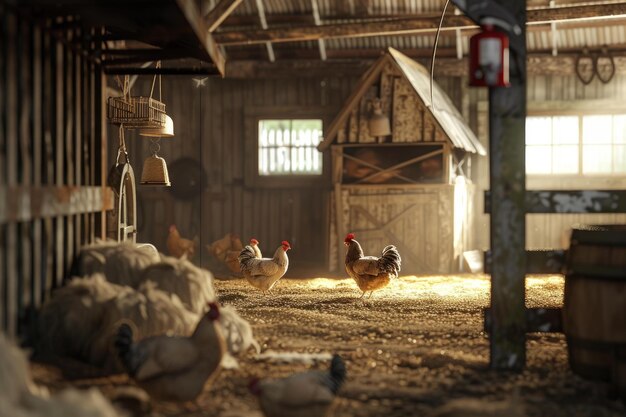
xmin=0 ymin=7 xmax=107 ymax=339
xmin=124 ymin=76 xmax=356 ymax=275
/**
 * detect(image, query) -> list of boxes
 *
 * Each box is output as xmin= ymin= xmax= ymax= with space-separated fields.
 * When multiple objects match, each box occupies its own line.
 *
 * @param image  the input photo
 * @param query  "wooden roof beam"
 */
xmin=311 ymin=0 xmax=326 ymax=61
xmin=254 ymin=0 xmax=275 ymax=62
xmin=225 ymin=53 xmax=626 ymax=78
xmin=175 ymin=0 xmax=226 ymax=76
xmin=204 ymin=0 xmax=243 ymax=32
xmin=214 ymin=2 xmax=626 ymax=45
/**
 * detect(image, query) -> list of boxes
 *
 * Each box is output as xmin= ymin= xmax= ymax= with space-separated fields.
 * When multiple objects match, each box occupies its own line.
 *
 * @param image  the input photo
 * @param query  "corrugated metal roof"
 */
xmin=220 ymin=0 xmax=626 ymax=58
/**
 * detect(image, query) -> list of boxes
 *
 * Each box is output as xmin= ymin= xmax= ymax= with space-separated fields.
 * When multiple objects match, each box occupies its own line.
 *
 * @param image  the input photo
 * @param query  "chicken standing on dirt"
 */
xmin=344 ymin=233 xmax=401 ymax=298
xmin=239 ymin=241 xmax=290 ymax=294
xmin=115 ymin=302 xmax=225 ymax=402
xmin=167 ymin=225 xmax=198 ymax=259
xmin=249 ymin=354 xmax=346 ymax=417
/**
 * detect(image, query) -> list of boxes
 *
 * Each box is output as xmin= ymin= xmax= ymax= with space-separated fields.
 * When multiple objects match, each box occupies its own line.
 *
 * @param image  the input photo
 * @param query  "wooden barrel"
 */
xmin=563 ymin=224 xmax=626 ymax=382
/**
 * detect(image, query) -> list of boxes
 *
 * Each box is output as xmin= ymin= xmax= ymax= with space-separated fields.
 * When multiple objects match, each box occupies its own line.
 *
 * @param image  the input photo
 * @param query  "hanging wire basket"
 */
xmin=107 ymin=65 xmax=167 ymax=128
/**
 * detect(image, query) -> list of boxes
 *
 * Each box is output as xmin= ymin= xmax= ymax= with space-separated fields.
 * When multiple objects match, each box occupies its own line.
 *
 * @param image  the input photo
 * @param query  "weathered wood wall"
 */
xmin=0 ymin=6 xmax=109 ymax=338
xmin=123 ymin=76 xmax=357 ymax=275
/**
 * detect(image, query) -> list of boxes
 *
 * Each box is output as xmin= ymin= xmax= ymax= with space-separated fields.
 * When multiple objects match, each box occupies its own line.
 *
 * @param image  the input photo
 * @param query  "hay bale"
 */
xmin=138 ymin=256 xmax=216 ymax=315
xmin=37 ymin=275 xmax=123 ymax=361
xmin=74 ymin=241 xmax=160 ymax=284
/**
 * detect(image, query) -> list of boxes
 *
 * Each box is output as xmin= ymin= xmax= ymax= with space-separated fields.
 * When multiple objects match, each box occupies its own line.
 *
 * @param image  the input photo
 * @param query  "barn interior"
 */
xmin=1 ymin=0 xmax=626 ymax=416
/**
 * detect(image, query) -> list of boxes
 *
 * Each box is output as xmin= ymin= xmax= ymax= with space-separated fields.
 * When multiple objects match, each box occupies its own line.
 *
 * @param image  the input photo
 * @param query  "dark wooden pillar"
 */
xmin=489 ymin=0 xmax=527 ymax=370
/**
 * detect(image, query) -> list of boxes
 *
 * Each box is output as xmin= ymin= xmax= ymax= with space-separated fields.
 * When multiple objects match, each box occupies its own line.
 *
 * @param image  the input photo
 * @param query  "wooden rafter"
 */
xmin=214 ymin=2 xmax=626 ymax=45
xmin=311 ymin=0 xmax=326 ymax=61
xmin=225 ymin=53 xmax=626 ymax=78
xmin=254 ymin=0 xmax=275 ymax=62
xmin=204 ymin=0 xmax=244 ymax=32
xmin=175 ymin=0 xmax=226 ymax=76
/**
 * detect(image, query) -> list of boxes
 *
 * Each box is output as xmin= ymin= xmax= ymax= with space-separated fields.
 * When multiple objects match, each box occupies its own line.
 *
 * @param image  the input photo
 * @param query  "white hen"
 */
xmin=239 ymin=241 xmax=291 ymax=294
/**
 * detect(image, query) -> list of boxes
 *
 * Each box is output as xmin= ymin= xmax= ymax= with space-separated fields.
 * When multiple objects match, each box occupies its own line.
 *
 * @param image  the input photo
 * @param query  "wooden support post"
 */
xmin=94 ymin=29 xmax=107 ymax=240
xmin=488 ymin=0 xmax=527 ymax=370
xmin=32 ymin=24 xmax=43 ymax=308
xmin=5 ymin=10 xmax=18 ymax=338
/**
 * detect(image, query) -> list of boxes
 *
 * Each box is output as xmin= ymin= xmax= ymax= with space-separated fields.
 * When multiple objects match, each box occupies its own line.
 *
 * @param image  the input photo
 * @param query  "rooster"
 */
xmin=344 ymin=233 xmax=401 ymax=298
xmin=250 ymin=238 xmax=263 ymax=259
xmin=239 ymin=241 xmax=290 ymax=294
xmin=167 ymin=225 xmax=198 ymax=259
xmin=249 ymin=354 xmax=346 ymax=417
xmin=115 ymin=302 xmax=225 ymax=402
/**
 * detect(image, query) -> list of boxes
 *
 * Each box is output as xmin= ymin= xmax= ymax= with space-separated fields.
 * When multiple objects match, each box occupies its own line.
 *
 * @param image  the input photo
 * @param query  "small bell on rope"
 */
xmin=141 ymin=138 xmax=171 ymax=186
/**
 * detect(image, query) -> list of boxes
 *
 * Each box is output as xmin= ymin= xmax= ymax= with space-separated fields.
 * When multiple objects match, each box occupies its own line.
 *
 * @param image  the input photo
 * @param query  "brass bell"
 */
xmin=368 ymin=98 xmax=391 ymax=137
xmin=141 ymin=139 xmax=171 ymax=186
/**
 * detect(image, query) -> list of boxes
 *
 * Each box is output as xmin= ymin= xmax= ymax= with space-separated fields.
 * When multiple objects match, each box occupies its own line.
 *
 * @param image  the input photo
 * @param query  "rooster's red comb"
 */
xmin=281 ymin=240 xmax=291 ymax=247
xmin=250 ymin=238 xmax=259 ymax=245
xmin=207 ymin=302 xmax=220 ymax=320
xmin=344 ymin=233 xmax=355 ymax=243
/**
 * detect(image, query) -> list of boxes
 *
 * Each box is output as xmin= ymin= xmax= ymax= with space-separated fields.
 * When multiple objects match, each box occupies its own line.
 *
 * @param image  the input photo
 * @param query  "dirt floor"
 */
xmin=32 ymin=274 xmax=626 ymax=417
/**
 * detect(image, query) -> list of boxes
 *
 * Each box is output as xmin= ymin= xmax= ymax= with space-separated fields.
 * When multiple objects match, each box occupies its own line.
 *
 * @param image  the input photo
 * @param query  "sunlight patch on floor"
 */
xmin=291 ymin=274 xmax=565 ymax=301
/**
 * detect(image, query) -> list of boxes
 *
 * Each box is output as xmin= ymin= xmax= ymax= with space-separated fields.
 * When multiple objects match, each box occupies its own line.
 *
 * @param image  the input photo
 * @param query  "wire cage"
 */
xmin=106 ymin=69 xmax=167 ymax=128
xmin=106 ymin=96 xmax=134 ymax=123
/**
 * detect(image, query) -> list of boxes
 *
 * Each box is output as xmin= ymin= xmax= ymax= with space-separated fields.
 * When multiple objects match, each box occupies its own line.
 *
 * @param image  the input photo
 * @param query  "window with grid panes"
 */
xmin=526 ymin=114 xmax=626 ymax=175
xmin=258 ymin=119 xmax=323 ymax=176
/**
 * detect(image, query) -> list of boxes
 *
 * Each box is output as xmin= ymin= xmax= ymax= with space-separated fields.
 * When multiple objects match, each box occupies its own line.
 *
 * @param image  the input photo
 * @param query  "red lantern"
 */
xmin=469 ymin=25 xmax=510 ymax=87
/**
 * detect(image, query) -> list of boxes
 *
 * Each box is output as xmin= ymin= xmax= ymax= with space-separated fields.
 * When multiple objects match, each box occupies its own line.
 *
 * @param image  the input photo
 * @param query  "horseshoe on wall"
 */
xmin=575 ymin=48 xmax=595 ymax=85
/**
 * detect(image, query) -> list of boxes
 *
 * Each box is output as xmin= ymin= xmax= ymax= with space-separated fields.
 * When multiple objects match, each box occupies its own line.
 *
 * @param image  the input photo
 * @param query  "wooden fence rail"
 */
xmin=0 ymin=8 xmax=106 ymax=338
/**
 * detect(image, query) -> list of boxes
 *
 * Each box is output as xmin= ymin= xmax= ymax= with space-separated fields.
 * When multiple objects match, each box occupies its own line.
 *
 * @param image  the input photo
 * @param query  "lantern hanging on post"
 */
xmin=469 ymin=24 xmax=510 ymax=87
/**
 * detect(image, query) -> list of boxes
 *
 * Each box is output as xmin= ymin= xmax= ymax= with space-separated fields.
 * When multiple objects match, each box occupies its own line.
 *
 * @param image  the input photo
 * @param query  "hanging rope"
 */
xmin=117 ymin=124 xmax=129 ymax=165
xmin=430 ymin=0 xmax=450 ymax=112
xmin=149 ymin=61 xmax=162 ymax=101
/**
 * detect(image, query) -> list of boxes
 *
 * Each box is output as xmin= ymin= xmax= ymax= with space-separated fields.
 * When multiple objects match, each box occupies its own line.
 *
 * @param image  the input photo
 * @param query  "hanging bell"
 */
xmin=141 ymin=154 xmax=171 ymax=186
xmin=368 ymin=99 xmax=391 ymax=137
xmin=141 ymin=138 xmax=171 ymax=186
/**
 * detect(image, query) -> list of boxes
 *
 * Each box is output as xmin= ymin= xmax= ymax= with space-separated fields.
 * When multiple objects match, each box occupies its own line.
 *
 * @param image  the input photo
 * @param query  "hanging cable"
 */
xmin=199 ymin=67 xmax=203 ymax=267
xmin=430 ymin=0 xmax=450 ymax=112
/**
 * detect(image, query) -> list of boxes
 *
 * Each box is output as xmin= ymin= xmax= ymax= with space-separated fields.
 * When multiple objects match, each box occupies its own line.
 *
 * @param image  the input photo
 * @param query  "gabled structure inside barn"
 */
xmin=321 ymin=48 xmax=486 ymax=274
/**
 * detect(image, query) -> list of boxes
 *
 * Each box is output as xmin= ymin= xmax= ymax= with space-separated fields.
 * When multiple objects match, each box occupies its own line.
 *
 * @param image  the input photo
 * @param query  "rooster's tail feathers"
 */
xmin=328 ymin=354 xmax=346 ymax=394
xmin=238 ymin=245 xmax=256 ymax=271
xmin=380 ymin=245 xmax=401 ymax=274
xmin=115 ymin=323 xmax=137 ymax=377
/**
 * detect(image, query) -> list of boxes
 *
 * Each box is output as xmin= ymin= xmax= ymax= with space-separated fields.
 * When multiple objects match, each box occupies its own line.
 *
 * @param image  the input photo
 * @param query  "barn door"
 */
xmin=343 ymin=188 xmax=452 ymax=273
